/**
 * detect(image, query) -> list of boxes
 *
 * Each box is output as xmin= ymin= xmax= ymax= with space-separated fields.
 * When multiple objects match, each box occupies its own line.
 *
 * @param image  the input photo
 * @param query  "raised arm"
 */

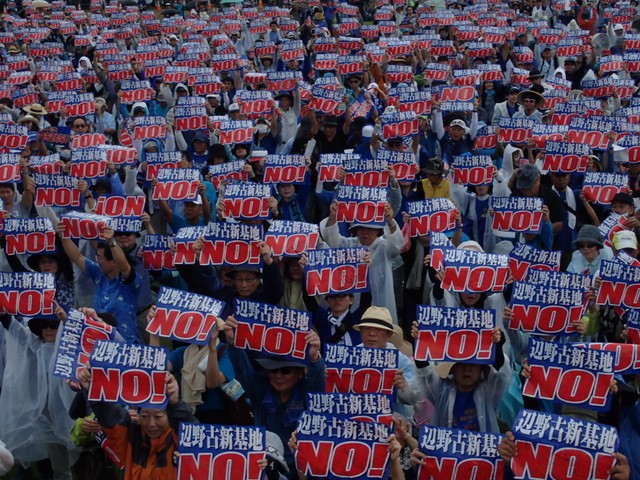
xmin=56 ymin=221 xmax=86 ymax=272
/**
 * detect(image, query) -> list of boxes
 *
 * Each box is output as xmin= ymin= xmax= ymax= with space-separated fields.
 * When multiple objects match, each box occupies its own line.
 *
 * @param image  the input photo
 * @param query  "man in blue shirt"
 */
xmin=57 ymin=223 xmax=142 ymax=344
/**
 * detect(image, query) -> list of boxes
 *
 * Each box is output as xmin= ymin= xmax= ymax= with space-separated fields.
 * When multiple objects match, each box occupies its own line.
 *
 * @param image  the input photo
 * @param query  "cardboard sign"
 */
xmin=142 ymin=234 xmax=175 ymax=271
xmin=4 ymin=218 xmax=55 ymax=256
xmin=59 ymin=212 xmax=113 ymax=240
xmin=306 ymin=392 xmax=393 ymax=426
xmin=152 ymin=168 xmax=200 ymax=201
xmin=200 ymin=222 xmax=262 ymax=267
xmin=512 ymin=409 xmax=618 ymax=480
xmin=417 ymin=426 xmax=503 ymax=480
xmin=89 ymin=340 xmax=169 ymax=409
xmin=491 ymin=196 xmax=543 ymax=236
xmin=542 ymin=140 xmax=590 ymax=173
xmin=508 ymin=243 xmax=561 ymax=281
xmin=264 ymin=220 xmax=319 ymax=257
xmin=582 ymin=172 xmax=628 ymax=205
xmin=414 ymin=305 xmax=495 ymax=363
xmin=596 ymin=259 xmax=640 ymax=309
xmin=325 ymin=344 xmax=398 ymax=395
xmin=336 ymin=185 xmax=387 ymax=224
xmin=233 ymin=298 xmax=310 ymax=362
xmin=52 ymin=309 xmax=117 ymax=381
xmin=304 ymin=247 xmax=369 ymax=296
xmin=407 ymin=198 xmax=457 ymax=237
xmin=0 ymin=272 xmax=55 ymax=316
xmin=178 ymin=424 xmax=265 ymax=480
xmin=452 ymin=155 xmax=495 ymax=185
xmin=440 ymin=247 xmax=510 ymax=293
xmin=296 ymin=412 xmax=390 ymax=480
xmin=222 ymin=182 xmax=271 ymax=220
xmin=523 ymin=338 xmax=615 ymax=411
xmin=263 ymin=154 xmax=307 ymax=184
xmin=147 ymin=287 xmax=224 ymax=345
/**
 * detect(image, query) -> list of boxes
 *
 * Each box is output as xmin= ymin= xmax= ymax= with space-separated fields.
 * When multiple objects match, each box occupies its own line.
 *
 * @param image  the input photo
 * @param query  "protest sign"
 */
xmin=574 ymin=342 xmax=640 ymax=374
xmin=491 ymin=197 xmax=543 ymax=236
xmin=407 ymin=198 xmax=458 ymax=237
xmin=566 ymin=117 xmax=613 ymax=150
xmin=59 ymin=211 xmax=113 ymax=240
xmin=95 ymin=195 xmax=145 ymax=218
xmin=417 ymin=426 xmax=503 ymax=480
xmin=52 ymin=309 xmax=117 ymax=381
xmin=438 ymin=85 xmax=476 ymax=111
xmin=452 ymin=155 xmax=495 ymax=185
xmin=596 ymin=259 xmax=640 ymax=309
xmin=381 ymin=111 xmax=419 ymax=139
xmin=222 ymin=182 xmax=272 ymax=220
xmin=174 ymin=105 xmax=208 ymax=132
xmin=508 ymin=243 xmax=561 ymax=281
xmin=71 ymin=133 xmax=106 ymax=150
xmin=440 ymin=247 xmax=510 ymax=293
xmin=0 ymin=123 xmax=28 ymax=150
xmin=414 ymin=305 xmax=495 ymax=363
xmin=233 ymin=299 xmax=310 ymax=362
xmin=264 ymin=220 xmax=319 ymax=257
xmin=304 ymin=247 xmax=369 ymax=296
xmin=627 ymin=309 xmax=640 ymax=344
xmin=317 ymin=153 xmax=361 ymax=182
xmin=336 ymin=185 xmax=387 ymax=224
xmin=200 ymin=222 xmax=262 ymax=267
xmin=0 ymin=272 xmax=55 ymax=316
xmin=307 ymin=392 xmax=393 ymax=426
xmin=309 ymin=85 xmax=343 ymax=114
xmin=178 ymin=424 xmax=265 ymax=480
xmin=173 ymin=226 xmax=206 ymax=265
xmin=132 ymin=116 xmax=167 ymax=141
xmin=397 ymin=91 xmax=432 ymax=116
xmin=542 ymin=140 xmax=590 ymax=173
xmin=88 ymin=340 xmax=169 ymax=409
xmin=147 ymin=287 xmax=225 ymax=345
xmin=342 ymin=157 xmax=389 ymax=188
xmin=206 ymin=159 xmax=247 ymax=189
xmin=142 ymin=234 xmax=175 ymax=271
xmin=4 ymin=218 xmax=55 ymax=256
xmin=151 ymin=168 xmax=200 ymax=201
xmin=511 ymin=409 xmax=618 ymax=479
xmin=33 ymin=173 xmax=79 ymax=208
xmin=296 ymin=412 xmax=390 ymax=480
xmin=523 ymin=338 xmax=615 ymax=410
xmin=376 ymin=149 xmax=417 ymax=181
xmin=219 ymin=120 xmax=255 ymax=145
xmin=582 ymin=172 xmax=628 ymax=205
xmin=69 ymin=148 xmax=107 ymax=179
xmin=263 ymin=154 xmax=307 ymax=184
xmin=497 ymin=117 xmax=535 ymax=144
xmin=144 ymin=151 xmax=181 ymax=182
xmin=324 ymin=344 xmax=397 ymax=395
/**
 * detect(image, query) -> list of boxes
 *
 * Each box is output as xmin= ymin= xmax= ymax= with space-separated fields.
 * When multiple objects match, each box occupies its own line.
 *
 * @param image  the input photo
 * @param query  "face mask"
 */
xmin=256 ymin=124 xmax=269 ymax=134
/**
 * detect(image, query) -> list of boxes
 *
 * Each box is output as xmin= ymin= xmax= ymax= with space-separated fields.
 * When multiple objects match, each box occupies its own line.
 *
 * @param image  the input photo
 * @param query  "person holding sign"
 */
xmin=76 ymin=364 xmax=195 ymax=480
xmin=320 ymin=200 xmax=404 ymax=323
xmin=223 ymin=316 xmax=325 ymax=478
xmin=57 ymin=222 xmax=142 ymax=344
xmin=411 ymin=322 xmax=510 ymax=433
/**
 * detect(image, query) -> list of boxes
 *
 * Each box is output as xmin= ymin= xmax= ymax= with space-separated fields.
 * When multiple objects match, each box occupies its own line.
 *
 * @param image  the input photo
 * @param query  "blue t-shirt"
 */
xmin=85 ymin=259 xmax=142 ymax=344
xmin=452 ymin=390 xmax=480 ymax=431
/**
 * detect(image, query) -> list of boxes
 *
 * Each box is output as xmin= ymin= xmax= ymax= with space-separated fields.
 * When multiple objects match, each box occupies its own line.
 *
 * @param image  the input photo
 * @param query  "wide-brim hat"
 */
xmin=256 ymin=357 xmax=306 ymax=370
xmin=572 ymin=225 xmax=604 ymax=248
xmin=353 ymin=306 xmax=394 ymax=332
xmin=517 ymin=90 xmax=545 ymax=108
xmin=265 ymin=431 xmax=290 ymax=474
xmin=228 ymin=266 xmax=262 ymax=277
xmin=348 ymin=222 xmax=384 ymax=231
xmin=23 ymin=103 xmax=48 ymax=116
xmin=18 ymin=115 xmax=39 ymax=127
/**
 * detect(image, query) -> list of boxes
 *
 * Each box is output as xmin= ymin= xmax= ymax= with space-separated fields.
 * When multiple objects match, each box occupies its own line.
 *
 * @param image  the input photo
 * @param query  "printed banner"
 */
xmin=233 ymin=298 xmax=310 ymax=362
xmin=596 ymin=259 xmax=640 ymax=309
xmin=306 ymin=392 xmax=393 ymax=426
xmin=582 ymin=172 xmax=628 ymax=205
xmin=417 ymin=426 xmax=503 ymax=480
xmin=324 ymin=344 xmax=398 ymax=395
xmin=52 ymin=309 xmax=117 ymax=381
xmin=223 ymin=182 xmax=272 ymax=220
xmin=4 ymin=218 xmax=55 ymax=255
xmin=144 ymin=151 xmax=181 ymax=182
xmin=508 ymin=243 xmax=561 ymax=281
xmin=523 ymin=338 xmax=615 ymax=410
xmin=342 ymin=157 xmax=389 ymax=188
xmin=177 ymin=424 xmax=265 ymax=480
xmin=200 ymin=222 xmax=262 ymax=267
xmin=438 ymin=85 xmax=476 ymax=112
xmin=219 ymin=120 xmax=254 ymax=145
xmin=376 ymin=149 xmax=416 ymax=181
xmin=317 ymin=153 xmax=361 ymax=183
xmin=147 ymin=287 xmax=225 ymax=345
xmin=33 ymin=173 xmax=79 ymax=208
xmin=264 ymin=220 xmax=319 ymax=257
xmin=491 ymin=197 xmax=543 ymax=236
xmin=336 ymin=185 xmax=387 ymax=224
xmin=69 ymin=148 xmax=107 ymax=179
xmin=542 ymin=141 xmax=590 ymax=173
xmin=59 ymin=211 xmax=113 ymax=240
xmin=152 ymin=168 xmax=200 ymax=201
xmin=88 ymin=340 xmax=169 ymax=409
xmin=304 ymin=247 xmax=369 ymax=296
xmin=0 ymin=272 xmax=55 ymax=316
xmin=381 ymin=111 xmax=419 ymax=140
xmin=407 ymin=198 xmax=458 ymax=237
xmin=263 ymin=154 xmax=307 ymax=184
xmin=440 ymin=247 xmax=509 ymax=293
xmin=452 ymin=155 xmax=495 ymax=185
xmin=511 ymin=409 xmax=618 ymax=479
xmin=414 ymin=305 xmax=495 ymax=363
xmin=142 ymin=234 xmax=175 ymax=271
xmin=296 ymin=412 xmax=390 ymax=480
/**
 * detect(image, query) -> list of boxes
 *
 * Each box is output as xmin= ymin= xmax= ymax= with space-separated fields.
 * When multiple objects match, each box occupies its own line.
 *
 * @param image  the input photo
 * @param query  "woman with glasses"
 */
xmin=567 ymin=225 xmax=613 ymax=275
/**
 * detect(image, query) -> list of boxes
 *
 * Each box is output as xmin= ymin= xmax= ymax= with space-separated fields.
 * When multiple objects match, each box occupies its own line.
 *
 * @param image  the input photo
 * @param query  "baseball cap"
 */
xmin=613 ymin=230 xmax=638 ymax=250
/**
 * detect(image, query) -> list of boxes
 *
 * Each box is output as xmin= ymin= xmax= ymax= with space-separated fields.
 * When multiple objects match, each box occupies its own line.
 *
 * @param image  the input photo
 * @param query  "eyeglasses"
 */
xmin=577 ymin=242 xmax=596 ymax=249
xmin=268 ymin=367 xmax=295 ymax=375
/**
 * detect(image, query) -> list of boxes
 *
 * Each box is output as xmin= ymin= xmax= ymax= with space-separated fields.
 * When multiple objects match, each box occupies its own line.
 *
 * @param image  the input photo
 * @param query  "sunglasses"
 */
xmin=577 ymin=242 xmax=596 ymax=249
xmin=268 ymin=367 xmax=295 ymax=375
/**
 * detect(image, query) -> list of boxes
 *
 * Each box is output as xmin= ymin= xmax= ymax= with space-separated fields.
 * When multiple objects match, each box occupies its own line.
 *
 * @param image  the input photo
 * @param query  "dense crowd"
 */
xmin=0 ymin=0 xmax=639 ymax=478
